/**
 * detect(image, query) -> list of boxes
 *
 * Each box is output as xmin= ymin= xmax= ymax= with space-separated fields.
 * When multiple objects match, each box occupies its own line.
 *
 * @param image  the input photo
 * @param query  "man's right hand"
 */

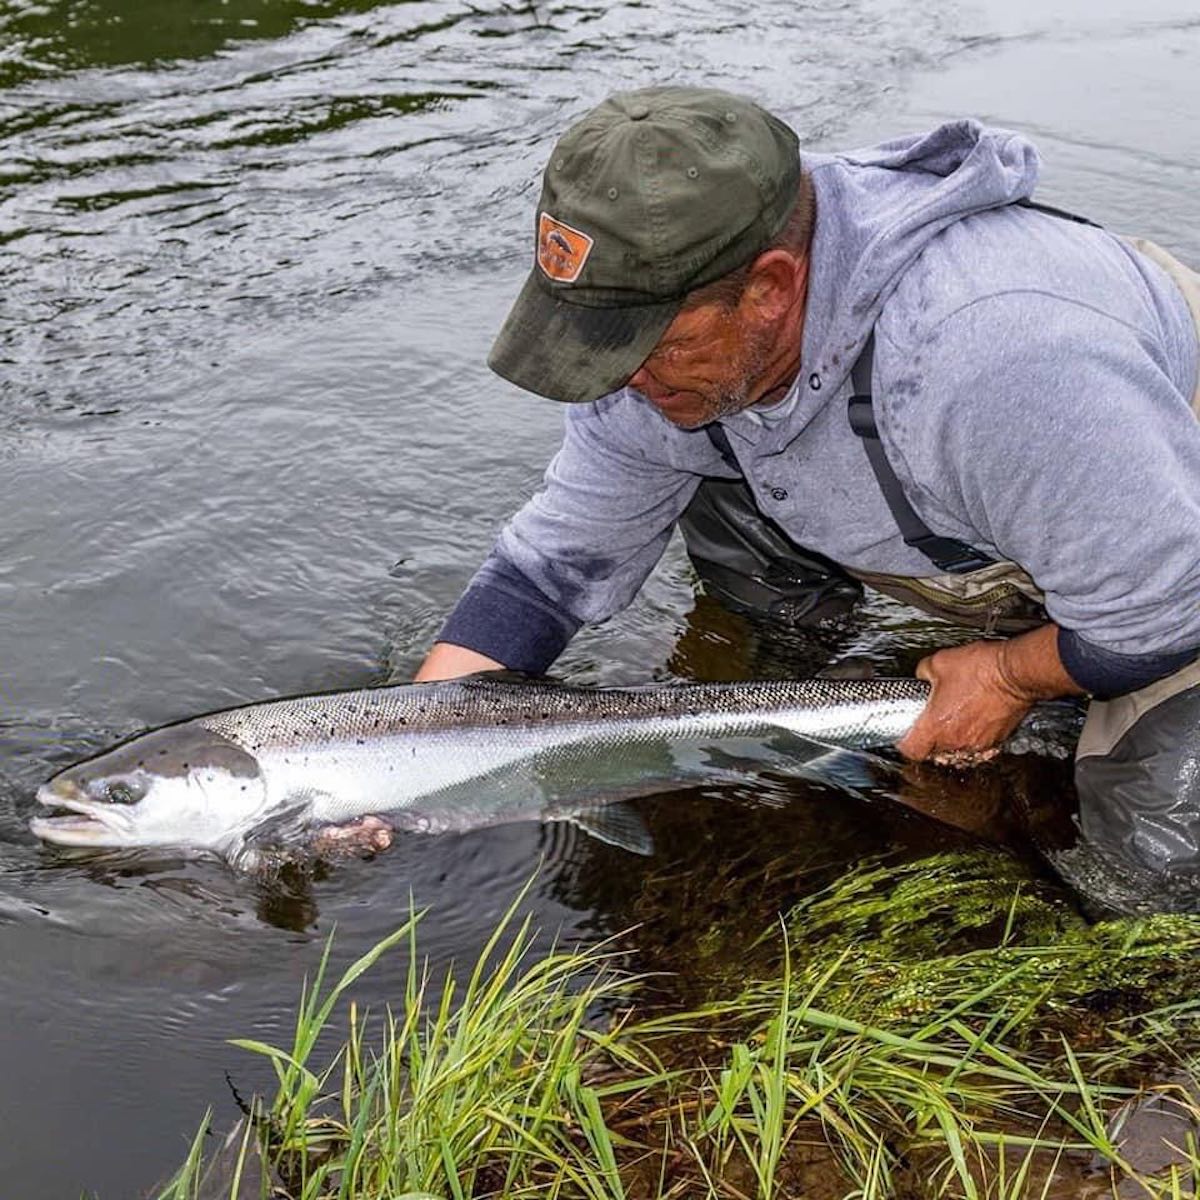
xmin=414 ymin=642 xmax=506 ymax=682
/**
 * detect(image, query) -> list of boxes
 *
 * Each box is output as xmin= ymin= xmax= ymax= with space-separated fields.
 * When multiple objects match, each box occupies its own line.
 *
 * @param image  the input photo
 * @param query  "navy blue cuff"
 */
xmin=1058 ymin=628 xmax=1198 ymax=698
xmin=437 ymin=560 xmax=582 ymax=675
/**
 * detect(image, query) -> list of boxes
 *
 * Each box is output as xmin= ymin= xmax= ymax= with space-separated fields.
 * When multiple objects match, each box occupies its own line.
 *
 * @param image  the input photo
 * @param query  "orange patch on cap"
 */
xmin=537 ymin=213 xmax=593 ymax=283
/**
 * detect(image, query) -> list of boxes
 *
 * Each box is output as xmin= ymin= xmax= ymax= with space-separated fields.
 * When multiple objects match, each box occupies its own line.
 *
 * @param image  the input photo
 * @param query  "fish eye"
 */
xmin=106 ymin=783 xmax=138 ymax=806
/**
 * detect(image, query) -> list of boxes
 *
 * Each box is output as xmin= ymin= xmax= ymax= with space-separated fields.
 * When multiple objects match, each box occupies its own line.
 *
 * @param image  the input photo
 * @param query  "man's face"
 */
xmin=625 ymin=297 xmax=777 ymax=430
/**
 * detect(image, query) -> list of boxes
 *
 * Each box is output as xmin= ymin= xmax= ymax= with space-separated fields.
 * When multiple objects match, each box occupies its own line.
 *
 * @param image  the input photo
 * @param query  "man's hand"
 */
xmin=897 ymin=623 xmax=1085 ymax=764
xmin=897 ymin=640 xmax=1033 ymax=763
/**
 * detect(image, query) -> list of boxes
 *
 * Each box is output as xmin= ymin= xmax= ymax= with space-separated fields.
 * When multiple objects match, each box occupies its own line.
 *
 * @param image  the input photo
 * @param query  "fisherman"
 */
xmin=414 ymin=87 xmax=1200 ymax=884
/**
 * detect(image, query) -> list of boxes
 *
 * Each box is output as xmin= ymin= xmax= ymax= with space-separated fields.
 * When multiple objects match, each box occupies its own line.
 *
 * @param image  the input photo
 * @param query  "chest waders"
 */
xmin=676 ymin=221 xmax=1200 ymax=891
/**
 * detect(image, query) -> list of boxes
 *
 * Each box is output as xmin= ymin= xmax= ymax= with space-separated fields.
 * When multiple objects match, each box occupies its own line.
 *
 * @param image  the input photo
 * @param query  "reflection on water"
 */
xmin=1 ymin=0 xmax=1198 ymax=1192
xmin=1 ymin=0 xmax=397 ymax=85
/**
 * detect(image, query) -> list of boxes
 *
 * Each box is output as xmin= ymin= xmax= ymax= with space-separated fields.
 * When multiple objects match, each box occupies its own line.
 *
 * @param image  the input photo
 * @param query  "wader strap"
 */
xmin=847 ymin=335 xmax=998 ymax=574
xmin=705 ymin=422 xmax=739 ymax=471
xmin=1014 ymin=198 xmax=1102 ymax=228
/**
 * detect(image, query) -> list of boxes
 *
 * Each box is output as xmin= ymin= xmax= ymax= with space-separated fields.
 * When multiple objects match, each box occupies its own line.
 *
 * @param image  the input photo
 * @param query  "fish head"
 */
xmin=31 ymin=721 xmax=269 ymax=852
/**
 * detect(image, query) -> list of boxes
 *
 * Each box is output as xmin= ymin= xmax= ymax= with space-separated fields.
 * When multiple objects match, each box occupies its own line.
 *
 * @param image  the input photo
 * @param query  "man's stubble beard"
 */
xmin=695 ymin=320 xmax=779 ymax=428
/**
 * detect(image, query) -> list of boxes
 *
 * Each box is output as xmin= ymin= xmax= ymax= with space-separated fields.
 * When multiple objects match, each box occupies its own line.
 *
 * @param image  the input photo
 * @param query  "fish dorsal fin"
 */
xmin=451 ymin=668 xmax=540 ymax=685
xmin=557 ymin=801 xmax=654 ymax=857
xmin=453 ymin=668 xmax=573 ymax=687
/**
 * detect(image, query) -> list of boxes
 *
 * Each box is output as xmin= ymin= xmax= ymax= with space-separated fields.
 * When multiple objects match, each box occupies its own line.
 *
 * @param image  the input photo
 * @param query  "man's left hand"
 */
xmin=896 ymin=638 xmax=1037 ymax=764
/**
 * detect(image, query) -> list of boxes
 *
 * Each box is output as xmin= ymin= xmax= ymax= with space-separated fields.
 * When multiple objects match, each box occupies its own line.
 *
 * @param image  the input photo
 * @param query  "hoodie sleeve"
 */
xmin=882 ymin=291 xmax=1200 ymax=693
xmin=437 ymin=396 xmax=708 ymax=672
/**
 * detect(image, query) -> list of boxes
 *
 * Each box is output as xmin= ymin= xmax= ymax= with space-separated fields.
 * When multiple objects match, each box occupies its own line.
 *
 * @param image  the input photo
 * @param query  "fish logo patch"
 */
xmin=537 ymin=213 xmax=593 ymax=283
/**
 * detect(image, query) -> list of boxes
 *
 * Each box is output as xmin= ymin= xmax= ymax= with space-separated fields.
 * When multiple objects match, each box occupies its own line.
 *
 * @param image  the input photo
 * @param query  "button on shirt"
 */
xmin=729 ymin=377 xmax=801 ymax=503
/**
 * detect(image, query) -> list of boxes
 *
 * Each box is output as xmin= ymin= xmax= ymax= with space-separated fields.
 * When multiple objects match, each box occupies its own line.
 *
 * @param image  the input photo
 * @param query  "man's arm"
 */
xmin=883 ymin=294 xmax=1200 ymax=760
xmin=415 ymin=393 xmax=719 ymax=679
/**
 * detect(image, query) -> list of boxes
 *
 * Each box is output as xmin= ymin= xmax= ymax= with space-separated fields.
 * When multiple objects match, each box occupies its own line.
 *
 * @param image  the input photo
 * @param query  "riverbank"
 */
xmin=156 ymin=853 xmax=1200 ymax=1199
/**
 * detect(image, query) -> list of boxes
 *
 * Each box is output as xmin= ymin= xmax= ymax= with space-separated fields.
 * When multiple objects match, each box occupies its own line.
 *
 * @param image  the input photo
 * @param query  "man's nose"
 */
xmin=627 ymin=364 xmax=658 ymax=397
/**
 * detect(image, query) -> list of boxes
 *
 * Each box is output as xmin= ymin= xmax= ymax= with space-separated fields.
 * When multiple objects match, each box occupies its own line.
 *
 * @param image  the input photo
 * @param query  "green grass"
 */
xmin=156 ymin=883 xmax=670 ymax=1200
xmin=155 ymin=854 xmax=1200 ymax=1200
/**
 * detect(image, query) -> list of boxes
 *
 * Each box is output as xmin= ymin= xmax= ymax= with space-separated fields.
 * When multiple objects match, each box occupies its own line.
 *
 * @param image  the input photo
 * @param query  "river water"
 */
xmin=1 ymin=0 xmax=1196 ymax=1193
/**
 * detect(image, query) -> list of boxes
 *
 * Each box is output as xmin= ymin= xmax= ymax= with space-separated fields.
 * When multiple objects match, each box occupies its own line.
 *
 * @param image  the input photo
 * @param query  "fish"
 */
xmin=30 ymin=674 xmax=930 ymax=862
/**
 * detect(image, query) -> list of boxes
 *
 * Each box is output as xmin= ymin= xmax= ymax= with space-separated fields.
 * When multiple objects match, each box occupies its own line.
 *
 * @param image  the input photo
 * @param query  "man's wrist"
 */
xmin=414 ymin=643 xmax=506 ymax=683
xmin=994 ymin=624 xmax=1085 ymax=703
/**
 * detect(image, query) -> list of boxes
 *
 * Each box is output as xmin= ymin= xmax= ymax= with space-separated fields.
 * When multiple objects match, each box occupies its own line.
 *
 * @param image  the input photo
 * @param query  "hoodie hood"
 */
xmin=797 ymin=120 xmax=1041 ymax=399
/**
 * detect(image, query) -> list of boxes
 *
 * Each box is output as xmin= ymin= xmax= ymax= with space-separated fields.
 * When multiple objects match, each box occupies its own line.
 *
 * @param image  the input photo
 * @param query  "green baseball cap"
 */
xmin=488 ymin=86 xmax=802 ymax=404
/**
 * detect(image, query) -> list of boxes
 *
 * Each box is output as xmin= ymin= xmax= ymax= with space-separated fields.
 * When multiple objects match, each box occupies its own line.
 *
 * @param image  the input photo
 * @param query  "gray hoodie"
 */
xmin=440 ymin=121 xmax=1200 ymax=691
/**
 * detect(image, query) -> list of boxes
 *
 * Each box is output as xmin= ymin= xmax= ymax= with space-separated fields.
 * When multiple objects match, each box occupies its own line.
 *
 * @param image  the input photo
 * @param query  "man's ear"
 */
xmin=741 ymin=249 xmax=807 ymax=320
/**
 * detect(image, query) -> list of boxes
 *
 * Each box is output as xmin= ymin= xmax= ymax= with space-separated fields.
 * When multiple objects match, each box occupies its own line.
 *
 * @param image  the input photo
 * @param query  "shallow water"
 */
xmin=1 ymin=0 xmax=1197 ymax=1192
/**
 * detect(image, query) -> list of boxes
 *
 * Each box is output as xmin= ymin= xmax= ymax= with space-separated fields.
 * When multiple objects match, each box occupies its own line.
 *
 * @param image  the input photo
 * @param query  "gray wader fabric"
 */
xmin=679 ymin=237 xmax=1200 ymax=882
xmin=1076 ymin=659 xmax=1200 ymax=872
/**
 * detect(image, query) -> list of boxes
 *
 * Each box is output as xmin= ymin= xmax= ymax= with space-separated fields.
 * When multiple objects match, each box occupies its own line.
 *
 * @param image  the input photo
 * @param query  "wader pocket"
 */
xmin=846 ymin=562 xmax=1048 ymax=635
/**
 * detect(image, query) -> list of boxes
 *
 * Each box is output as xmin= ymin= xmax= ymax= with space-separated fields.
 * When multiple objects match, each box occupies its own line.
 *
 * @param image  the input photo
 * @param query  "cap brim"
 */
xmin=488 ymin=270 xmax=681 ymax=404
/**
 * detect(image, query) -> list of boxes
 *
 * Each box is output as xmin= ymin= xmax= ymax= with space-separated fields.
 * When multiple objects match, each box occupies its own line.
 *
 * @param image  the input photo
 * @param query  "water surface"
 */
xmin=1 ymin=0 xmax=1196 ymax=1192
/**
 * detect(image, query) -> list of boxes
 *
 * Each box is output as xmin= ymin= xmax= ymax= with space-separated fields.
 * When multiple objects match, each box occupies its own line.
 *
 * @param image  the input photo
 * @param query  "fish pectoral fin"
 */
xmin=243 ymin=791 xmax=327 ymax=847
xmin=786 ymin=746 xmax=895 ymax=792
xmin=762 ymin=726 xmax=849 ymax=756
xmin=554 ymin=801 xmax=654 ymax=857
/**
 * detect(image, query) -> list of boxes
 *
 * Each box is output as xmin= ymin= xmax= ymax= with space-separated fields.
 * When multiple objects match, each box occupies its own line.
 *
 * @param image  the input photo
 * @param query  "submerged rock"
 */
xmin=1101 ymin=1072 xmax=1200 ymax=1197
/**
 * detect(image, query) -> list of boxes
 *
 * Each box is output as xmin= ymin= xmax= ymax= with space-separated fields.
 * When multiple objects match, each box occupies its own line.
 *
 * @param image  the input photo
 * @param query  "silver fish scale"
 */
xmin=198 ymin=677 xmax=930 ymax=752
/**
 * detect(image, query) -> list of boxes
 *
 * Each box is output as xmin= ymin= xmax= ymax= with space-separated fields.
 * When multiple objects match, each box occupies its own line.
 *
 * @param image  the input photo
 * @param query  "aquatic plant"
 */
xmin=155 ymin=854 xmax=1200 ymax=1199
xmin=777 ymin=851 xmax=1200 ymax=1033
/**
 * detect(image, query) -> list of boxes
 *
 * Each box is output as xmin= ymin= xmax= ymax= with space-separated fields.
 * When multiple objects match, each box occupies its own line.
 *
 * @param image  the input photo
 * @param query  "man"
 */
xmin=416 ymin=86 xmax=1200 ymax=880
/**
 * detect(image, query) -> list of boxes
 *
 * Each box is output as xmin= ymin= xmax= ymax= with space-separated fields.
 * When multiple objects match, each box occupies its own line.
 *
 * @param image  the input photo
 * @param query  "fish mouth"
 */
xmin=30 ymin=785 xmax=134 ymax=847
